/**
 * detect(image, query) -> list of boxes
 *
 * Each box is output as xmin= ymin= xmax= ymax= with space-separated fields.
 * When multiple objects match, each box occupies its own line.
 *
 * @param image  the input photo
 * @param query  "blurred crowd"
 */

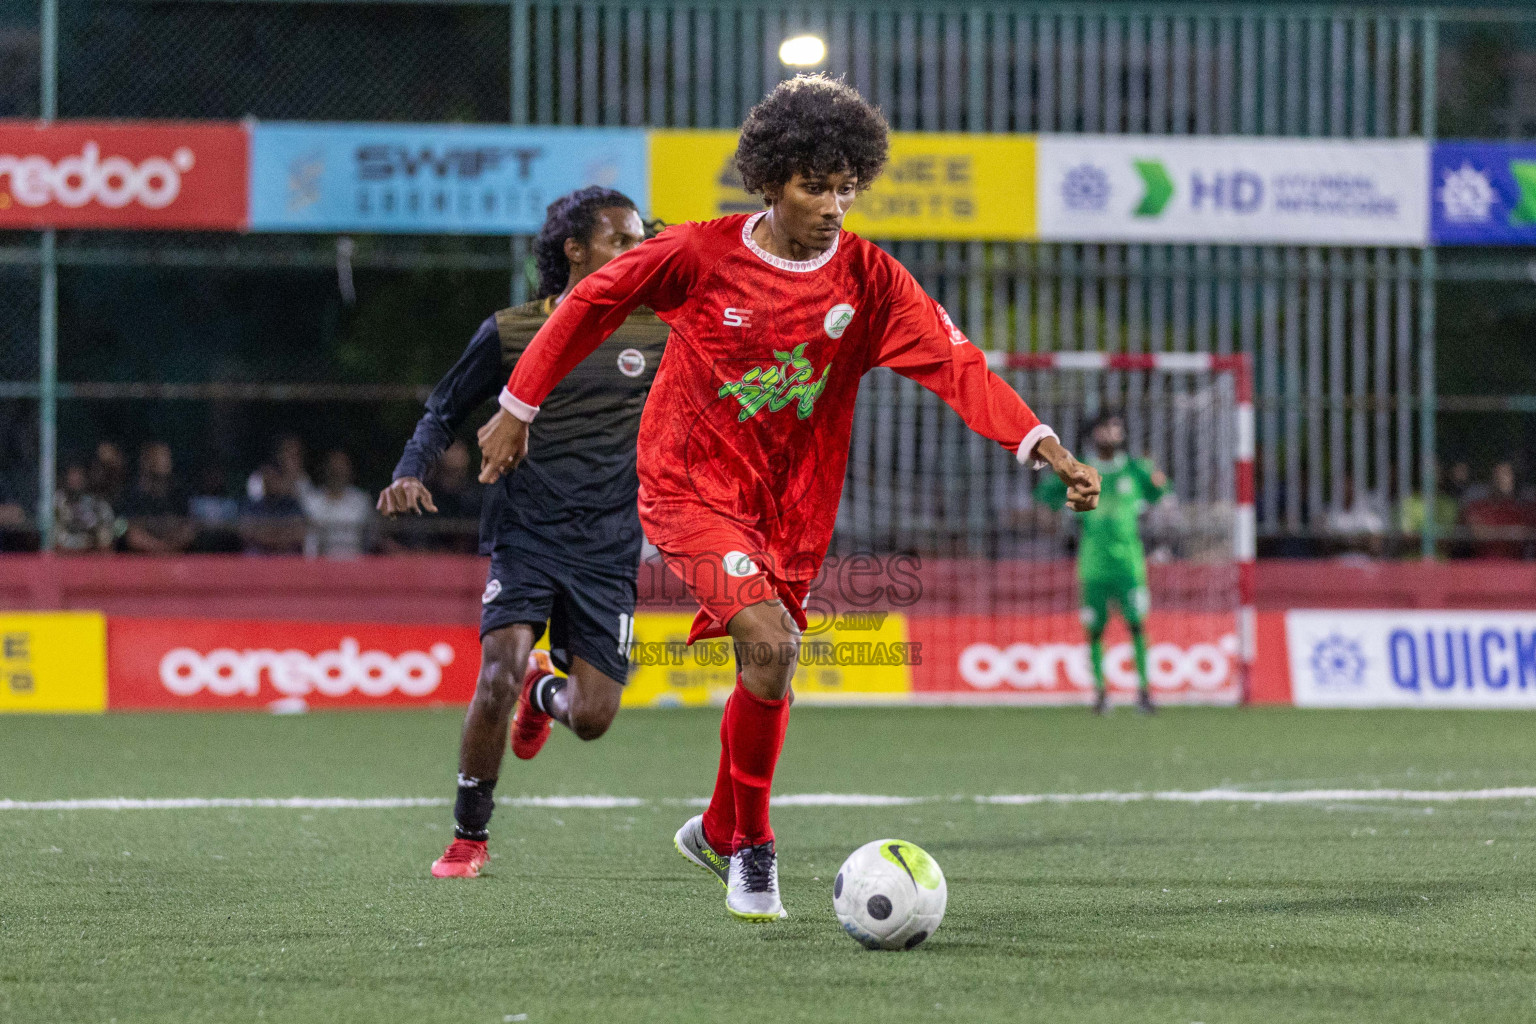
xmin=1 ymin=437 xmax=1534 ymax=559
xmin=0 ymin=435 xmax=484 ymax=558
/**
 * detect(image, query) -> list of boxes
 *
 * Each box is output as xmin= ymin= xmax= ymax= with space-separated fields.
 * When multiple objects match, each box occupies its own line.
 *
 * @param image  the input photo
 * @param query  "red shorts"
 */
xmin=652 ymin=519 xmax=810 ymax=645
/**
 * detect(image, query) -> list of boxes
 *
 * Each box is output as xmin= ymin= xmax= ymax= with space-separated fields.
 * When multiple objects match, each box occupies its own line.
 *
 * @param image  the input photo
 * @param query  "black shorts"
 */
xmin=479 ymin=546 xmax=635 ymax=684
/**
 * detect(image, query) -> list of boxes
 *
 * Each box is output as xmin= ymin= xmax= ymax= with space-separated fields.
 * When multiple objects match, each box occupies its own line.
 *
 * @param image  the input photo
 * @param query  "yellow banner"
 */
xmin=0 ymin=612 xmax=107 ymax=713
xmin=648 ymin=130 xmax=1036 ymax=241
xmin=620 ymin=611 xmax=914 ymax=707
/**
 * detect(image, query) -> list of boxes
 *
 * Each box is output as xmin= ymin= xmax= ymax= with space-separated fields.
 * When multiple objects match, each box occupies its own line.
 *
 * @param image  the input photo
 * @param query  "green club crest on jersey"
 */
xmin=880 ymin=840 xmax=942 ymax=890
xmin=718 ymin=343 xmax=832 ymax=423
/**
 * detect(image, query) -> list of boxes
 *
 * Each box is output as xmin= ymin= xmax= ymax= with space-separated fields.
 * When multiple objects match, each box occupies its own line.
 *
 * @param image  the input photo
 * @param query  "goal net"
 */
xmin=835 ymin=352 xmax=1254 ymax=706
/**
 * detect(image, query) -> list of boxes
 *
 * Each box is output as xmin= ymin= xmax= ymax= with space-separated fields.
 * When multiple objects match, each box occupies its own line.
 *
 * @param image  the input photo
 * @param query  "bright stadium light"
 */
xmin=779 ymin=34 xmax=826 ymax=67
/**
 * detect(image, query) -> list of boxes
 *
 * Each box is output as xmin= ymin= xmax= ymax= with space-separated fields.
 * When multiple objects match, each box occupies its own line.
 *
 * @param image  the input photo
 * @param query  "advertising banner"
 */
xmin=1430 ymin=142 xmax=1536 ymax=245
xmin=248 ymin=123 xmax=648 ymax=234
xmin=0 ymin=612 xmax=106 ymax=713
xmin=1036 ymin=135 xmax=1429 ymax=246
xmin=1287 ymin=609 xmax=1536 ymax=708
xmin=107 ymin=617 xmax=482 ymax=711
xmin=622 ymin=611 xmax=913 ymax=707
xmin=905 ymin=612 xmax=1242 ymax=705
xmin=0 ymin=121 xmax=248 ymax=230
xmin=648 ymin=130 xmax=1037 ymax=240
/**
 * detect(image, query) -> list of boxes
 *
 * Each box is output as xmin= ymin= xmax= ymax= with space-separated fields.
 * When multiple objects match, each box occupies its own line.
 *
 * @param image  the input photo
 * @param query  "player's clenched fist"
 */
xmin=376 ymin=477 xmax=437 ymax=516
xmin=477 ymin=407 xmax=529 ymax=484
xmin=1035 ymin=435 xmax=1101 ymax=512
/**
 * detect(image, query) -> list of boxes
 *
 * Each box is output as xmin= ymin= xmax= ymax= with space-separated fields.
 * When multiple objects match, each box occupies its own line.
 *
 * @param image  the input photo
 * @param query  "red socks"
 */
xmin=701 ymin=689 xmax=736 ymax=854
xmin=723 ymin=679 xmax=790 ymax=850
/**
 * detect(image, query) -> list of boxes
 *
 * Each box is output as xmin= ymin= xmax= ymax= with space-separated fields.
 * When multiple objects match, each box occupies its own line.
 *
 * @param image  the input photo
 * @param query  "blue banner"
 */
xmin=1430 ymin=141 xmax=1536 ymax=245
xmin=249 ymin=123 xmax=648 ymax=234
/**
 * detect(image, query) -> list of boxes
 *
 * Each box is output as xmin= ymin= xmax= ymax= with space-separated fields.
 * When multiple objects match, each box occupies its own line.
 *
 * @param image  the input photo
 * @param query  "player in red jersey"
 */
xmin=478 ymin=75 xmax=1100 ymax=920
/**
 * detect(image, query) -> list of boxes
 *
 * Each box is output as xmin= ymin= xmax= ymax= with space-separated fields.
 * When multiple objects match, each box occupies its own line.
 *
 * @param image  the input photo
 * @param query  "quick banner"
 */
xmin=249 ymin=123 xmax=649 ymax=233
xmin=0 ymin=121 xmax=248 ymax=230
xmin=648 ymin=130 xmax=1037 ymax=240
xmin=1430 ymin=142 xmax=1536 ymax=245
xmin=1036 ymin=135 xmax=1429 ymax=246
xmin=1288 ymin=609 xmax=1536 ymax=708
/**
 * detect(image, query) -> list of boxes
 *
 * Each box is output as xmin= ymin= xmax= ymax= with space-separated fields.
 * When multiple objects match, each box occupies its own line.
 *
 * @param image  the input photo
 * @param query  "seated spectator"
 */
xmin=302 ymin=450 xmax=374 ymax=559
xmin=428 ymin=441 xmax=484 ymax=553
xmin=187 ymin=462 xmax=242 ymax=553
xmin=1462 ymin=461 xmax=1536 ymax=558
xmin=1398 ymin=471 xmax=1459 ymax=559
xmin=120 ymin=441 xmax=194 ymax=554
xmin=239 ymin=464 xmax=306 ymax=555
xmin=0 ymin=473 xmax=28 ymax=535
xmin=1325 ymin=476 xmax=1388 ymax=559
xmin=89 ymin=441 xmax=128 ymax=508
xmin=54 ymin=462 xmax=116 ymax=552
xmin=246 ymin=434 xmax=315 ymax=504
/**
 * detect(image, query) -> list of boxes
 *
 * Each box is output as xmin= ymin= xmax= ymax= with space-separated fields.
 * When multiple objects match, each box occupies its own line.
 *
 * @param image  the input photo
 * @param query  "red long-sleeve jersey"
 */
xmin=502 ymin=212 xmax=1055 ymax=581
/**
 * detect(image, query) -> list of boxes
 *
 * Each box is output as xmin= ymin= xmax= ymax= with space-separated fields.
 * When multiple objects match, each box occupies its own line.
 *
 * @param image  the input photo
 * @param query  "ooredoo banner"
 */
xmin=1287 ymin=609 xmax=1536 ymax=708
xmin=107 ymin=617 xmax=481 ymax=711
xmin=1036 ymin=135 xmax=1429 ymax=246
xmin=906 ymin=612 xmax=1243 ymax=705
xmin=248 ymin=122 xmax=648 ymax=233
xmin=0 ymin=121 xmax=248 ymax=230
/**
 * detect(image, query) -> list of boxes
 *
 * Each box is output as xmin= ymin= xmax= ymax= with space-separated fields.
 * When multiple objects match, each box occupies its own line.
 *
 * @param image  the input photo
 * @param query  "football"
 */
xmin=832 ymin=839 xmax=947 ymax=950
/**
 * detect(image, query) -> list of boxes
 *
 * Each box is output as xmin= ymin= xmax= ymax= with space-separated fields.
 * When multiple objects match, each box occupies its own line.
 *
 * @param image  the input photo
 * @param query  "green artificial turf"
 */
xmin=1 ymin=707 xmax=1533 ymax=1023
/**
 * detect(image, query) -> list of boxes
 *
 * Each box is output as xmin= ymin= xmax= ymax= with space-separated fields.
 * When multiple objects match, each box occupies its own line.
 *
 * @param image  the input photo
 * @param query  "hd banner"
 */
xmin=248 ymin=123 xmax=649 ymax=233
xmin=0 ymin=121 xmax=248 ymax=230
xmin=647 ymin=130 xmax=1037 ymax=241
xmin=1430 ymin=141 xmax=1536 ymax=245
xmin=1036 ymin=135 xmax=1429 ymax=246
xmin=1287 ymin=610 xmax=1536 ymax=708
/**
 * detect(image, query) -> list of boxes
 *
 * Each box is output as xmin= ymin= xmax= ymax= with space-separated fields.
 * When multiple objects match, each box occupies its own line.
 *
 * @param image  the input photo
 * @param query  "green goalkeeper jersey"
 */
xmin=1033 ymin=452 xmax=1166 ymax=582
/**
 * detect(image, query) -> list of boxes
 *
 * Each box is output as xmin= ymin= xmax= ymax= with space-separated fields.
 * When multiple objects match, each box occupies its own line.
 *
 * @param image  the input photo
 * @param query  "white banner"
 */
xmin=1036 ymin=135 xmax=1429 ymax=246
xmin=1287 ymin=610 xmax=1536 ymax=708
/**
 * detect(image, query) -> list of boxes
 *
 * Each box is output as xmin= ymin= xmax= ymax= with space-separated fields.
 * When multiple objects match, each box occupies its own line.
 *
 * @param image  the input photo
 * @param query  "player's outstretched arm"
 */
xmin=480 ymin=227 xmax=694 ymax=484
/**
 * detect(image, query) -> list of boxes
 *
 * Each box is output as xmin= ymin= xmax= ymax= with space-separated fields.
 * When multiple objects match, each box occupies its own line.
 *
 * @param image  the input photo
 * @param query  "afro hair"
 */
xmin=734 ymin=74 xmax=890 ymax=199
xmin=534 ymin=186 xmax=639 ymax=298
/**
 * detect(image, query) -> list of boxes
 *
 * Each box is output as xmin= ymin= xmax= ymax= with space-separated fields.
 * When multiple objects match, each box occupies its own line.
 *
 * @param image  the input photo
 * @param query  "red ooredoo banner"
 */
xmin=107 ymin=617 xmax=481 ymax=711
xmin=906 ymin=612 xmax=1244 ymax=704
xmin=0 ymin=121 xmax=248 ymax=230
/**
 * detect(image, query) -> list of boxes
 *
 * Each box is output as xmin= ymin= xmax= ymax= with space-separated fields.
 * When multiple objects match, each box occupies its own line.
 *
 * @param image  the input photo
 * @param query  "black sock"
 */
xmin=452 ymin=773 xmax=496 ymax=842
xmin=529 ymin=674 xmax=566 ymax=716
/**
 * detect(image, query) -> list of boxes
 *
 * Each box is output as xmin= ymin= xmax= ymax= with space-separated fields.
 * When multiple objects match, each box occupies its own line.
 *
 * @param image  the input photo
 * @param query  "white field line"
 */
xmin=1 ymin=788 xmax=1534 ymax=812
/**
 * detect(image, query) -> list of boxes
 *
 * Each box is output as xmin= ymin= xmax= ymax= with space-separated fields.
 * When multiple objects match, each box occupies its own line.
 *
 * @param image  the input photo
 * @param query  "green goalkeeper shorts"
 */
xmin=1079 ymin=573 xmax=1150 ymax=633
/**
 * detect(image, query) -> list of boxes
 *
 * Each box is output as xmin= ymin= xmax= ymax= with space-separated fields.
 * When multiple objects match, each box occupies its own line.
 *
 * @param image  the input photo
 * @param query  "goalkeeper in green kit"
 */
xmin=1034 ymin=411 xmax=1167 ymax=715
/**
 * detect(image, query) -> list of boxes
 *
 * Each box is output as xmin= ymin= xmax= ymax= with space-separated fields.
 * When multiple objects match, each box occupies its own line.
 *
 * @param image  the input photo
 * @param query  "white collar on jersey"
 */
xmin=741 ymin=210 xmax=840 ymax=273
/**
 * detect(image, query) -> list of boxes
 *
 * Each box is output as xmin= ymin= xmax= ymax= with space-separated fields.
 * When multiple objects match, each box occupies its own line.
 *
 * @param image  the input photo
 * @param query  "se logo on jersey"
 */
xmin=717 ymin=343 xmax=832 ymax=423
xmin=723 ymin=307 xmax=752 ymax=327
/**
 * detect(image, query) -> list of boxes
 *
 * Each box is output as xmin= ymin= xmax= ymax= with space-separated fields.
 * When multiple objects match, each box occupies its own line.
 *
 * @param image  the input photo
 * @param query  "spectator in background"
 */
xmin=0 ymin=475 xmax=27 ymax=532
xmin=89 ymin=441 xmax=128 ymax=507
xmin=246 ymin=434 xmax=314 ymax=504
xmin=239 ymin=464 xmax=306 ymax=555
xmin=1398 ymin=463 xmax=1460 ymax=558
xmin=187 ymin=461 xmax=242 ymax=553
xmin=302 ymin=450 xmax=373 ymax=558
xmin=55 ymin=462 xmax=116 ymax=552
xmin=120 ymin=441 xmax=194 ymax=554
xmin=1326 ymin=475 xmax=1388 ymax=559
xmin=1462 ymin=460 xmax=1535 ymax=558
xmin=428 ymin=441 xmax=484 ymax=552
xmin=1446 ymin=461 xmax=1477 ymax=504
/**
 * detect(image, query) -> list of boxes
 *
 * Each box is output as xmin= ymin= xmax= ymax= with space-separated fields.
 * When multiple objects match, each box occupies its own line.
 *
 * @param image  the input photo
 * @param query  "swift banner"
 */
xmin=1287 ymin=610 xmax=1536 ymax=708
xmin=1430 ymin=142 xmax=1536 ymax=245
xmin=248 ymin=123 xmax=649 ymax=233
xmin=647 ymin=130 xmax=1037 ymax=240
xmin=0 ymin=121 xmax=248 ymax=230
xmin=1036 ymin=135 xmax=1429 ymax=246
